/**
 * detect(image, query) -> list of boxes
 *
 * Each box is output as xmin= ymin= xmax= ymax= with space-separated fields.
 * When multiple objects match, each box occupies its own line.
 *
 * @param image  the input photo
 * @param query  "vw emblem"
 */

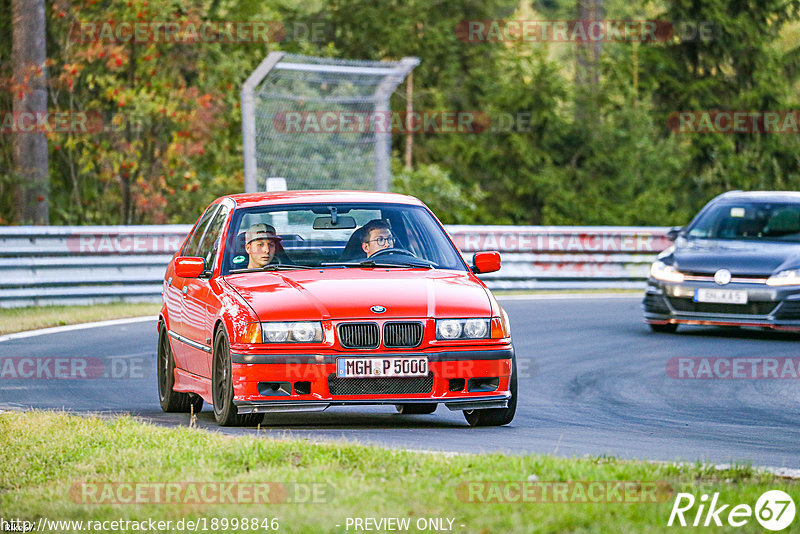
xmin=371 ymin=305 xmax=386 ymax=314
xmin=714 ymin=269 xmax=732 ymax=285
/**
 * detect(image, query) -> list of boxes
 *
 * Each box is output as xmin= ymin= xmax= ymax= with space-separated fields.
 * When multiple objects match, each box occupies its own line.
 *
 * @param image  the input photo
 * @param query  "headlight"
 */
xmin=766 ymin=269 xmax=800 ymax=286
xmin=650 ymin=261 xmax=684 ymax=283
xmin=463 ymin=318 xmax=488 ymax=338
xmin=260 ymin=322 xmax=323 ymax=343
xmin=436 ymin=318 xmax=491 ymax=340
xmin=436 ymin=320 xmax=462 ymax=339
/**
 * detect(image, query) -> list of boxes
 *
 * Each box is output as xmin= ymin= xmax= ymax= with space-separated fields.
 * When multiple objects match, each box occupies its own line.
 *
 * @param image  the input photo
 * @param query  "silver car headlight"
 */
xmin=650 ymin=261 xmax=685 ymax=283
xmin=261 ymin=322 xmax=323 ymax=343
xmin=435 ymin=318 xmax=490 ymax=340
xmin=766 ymin=269 xmax=800 ymax=286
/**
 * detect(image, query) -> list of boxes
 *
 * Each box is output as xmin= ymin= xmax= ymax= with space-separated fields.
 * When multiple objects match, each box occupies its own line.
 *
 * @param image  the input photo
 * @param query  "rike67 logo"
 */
xmin=668 ymin=490 xmax=796 ymax=531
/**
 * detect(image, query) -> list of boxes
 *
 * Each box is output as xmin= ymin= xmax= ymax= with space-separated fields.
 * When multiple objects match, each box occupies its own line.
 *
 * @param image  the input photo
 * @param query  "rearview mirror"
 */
xmin=472 ymin=251 xmax=501 ymax=274
xmin=666 ymin=226 xmax=684 ymax=241
xmin=175 ymin=257 xmax=206 ymax=278
xmin=313 ymin=215 xmax=356 ymax=229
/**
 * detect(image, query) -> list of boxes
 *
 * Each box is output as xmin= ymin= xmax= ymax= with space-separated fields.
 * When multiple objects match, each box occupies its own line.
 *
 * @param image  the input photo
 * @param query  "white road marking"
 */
xmin=0 ymin=316 xmax=156 ymax=343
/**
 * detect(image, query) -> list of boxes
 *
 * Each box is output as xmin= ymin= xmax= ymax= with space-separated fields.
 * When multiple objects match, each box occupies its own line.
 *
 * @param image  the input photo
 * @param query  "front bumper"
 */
xmin=643 ymin=279 xmax=800 ymax=330
xmin=229 ymin=348 xmax=514 ymax=414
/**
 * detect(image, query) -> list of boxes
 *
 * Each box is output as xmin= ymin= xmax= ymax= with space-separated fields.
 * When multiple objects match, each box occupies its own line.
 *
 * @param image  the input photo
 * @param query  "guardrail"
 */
xmin=0 ymin=225 xmax=671 ymax=307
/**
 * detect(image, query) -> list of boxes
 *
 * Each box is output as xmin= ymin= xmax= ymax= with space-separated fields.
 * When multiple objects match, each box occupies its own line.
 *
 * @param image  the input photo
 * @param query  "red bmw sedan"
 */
xmin=158 ymin=191 xmax=516 ymax=426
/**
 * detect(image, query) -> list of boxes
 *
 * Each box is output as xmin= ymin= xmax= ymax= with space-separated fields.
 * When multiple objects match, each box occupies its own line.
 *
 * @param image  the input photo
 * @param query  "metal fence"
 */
xmin=0 ymin=225 xmax=670 ymax=307
xmin=242 ymin=52 xmax=418 ymax=193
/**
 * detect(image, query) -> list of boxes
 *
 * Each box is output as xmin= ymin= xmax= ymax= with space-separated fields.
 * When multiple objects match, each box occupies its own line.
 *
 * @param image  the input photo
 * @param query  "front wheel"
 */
xmin=212 ymin=328 xmax=264 ymax=427
xmin=157 ymin=324 xmax=204 ymax=413
xmin=464 ymin=360 xmax=517 ymax=427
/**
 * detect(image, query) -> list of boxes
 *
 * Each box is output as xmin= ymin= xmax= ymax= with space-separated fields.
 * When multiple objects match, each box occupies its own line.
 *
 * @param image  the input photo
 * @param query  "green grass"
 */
xmin=0 ymin=411 xmax=796 ymax=533
xmin=0 ymin=303 xmax=160 ymax=335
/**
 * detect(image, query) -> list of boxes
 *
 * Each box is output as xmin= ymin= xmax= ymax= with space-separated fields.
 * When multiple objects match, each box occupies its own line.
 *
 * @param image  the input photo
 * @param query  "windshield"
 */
xmin=688 ymin=202 xmax=800 ymax=242
xmin=221 ymin=202 xmax=467 ymax=274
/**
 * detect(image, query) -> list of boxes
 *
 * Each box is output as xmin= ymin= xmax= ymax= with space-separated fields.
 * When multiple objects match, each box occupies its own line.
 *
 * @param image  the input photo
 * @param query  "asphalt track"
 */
xmin=1 ymin=295 xmax=799 ymax=469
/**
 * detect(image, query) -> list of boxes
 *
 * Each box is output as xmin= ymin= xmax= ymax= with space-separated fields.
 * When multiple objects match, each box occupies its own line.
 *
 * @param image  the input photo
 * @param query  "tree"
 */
xmin=575 ymin=0 xmax=604 ymax=122
xmin=11 ymin=0 xmax=49 ymax=224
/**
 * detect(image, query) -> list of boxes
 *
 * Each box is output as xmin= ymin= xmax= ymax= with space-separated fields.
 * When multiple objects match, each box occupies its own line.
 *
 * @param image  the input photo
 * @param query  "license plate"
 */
xmin=336 ymin=357 xmax=428 ymax=378
xmin=694 ymin=289 xmax=748 ymax=304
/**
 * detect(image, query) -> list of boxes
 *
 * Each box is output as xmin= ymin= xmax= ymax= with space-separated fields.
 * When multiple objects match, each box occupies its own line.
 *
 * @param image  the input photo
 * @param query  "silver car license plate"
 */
xmin=694 ymin=289 xmax=748 ymax=304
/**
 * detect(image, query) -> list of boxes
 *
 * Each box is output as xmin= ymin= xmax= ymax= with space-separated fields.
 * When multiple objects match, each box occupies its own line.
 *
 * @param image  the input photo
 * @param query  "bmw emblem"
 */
xmin=371 ymin=305 xmax=386 ymax=314
xmin=714 ymin=269 xmax=732 ymax=285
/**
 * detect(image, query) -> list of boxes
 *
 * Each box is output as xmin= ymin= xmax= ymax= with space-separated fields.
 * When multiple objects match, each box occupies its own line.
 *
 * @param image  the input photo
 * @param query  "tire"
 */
xmin=464 ymin=360 xmax=517 ymax=427
xmin=158 ymin=324 xmax=204 ymax=413
xmin=395 ymin=403 xmax=437 ymax=415
xmin=649 ymin=323 xmax=678 ymax=333
xmin=212 ymin=328 xmax=264 ymax=427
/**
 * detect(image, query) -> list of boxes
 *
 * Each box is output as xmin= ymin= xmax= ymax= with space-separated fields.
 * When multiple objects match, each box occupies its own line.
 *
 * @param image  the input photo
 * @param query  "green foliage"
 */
xmin=391 ymin=161 xmax=485 ymax=224
xmin=540 ymin=105 xmax=692 ymax=225
xmin=640 ymin=0 xmax=800 ymax=215
xmin=2 ymin=0 xmax=800 ymax=226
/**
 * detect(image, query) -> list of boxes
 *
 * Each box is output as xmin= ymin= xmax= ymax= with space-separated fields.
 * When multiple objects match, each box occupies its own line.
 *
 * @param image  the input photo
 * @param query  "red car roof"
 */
xmin=221 ymin=190 xmax=425 ymax=209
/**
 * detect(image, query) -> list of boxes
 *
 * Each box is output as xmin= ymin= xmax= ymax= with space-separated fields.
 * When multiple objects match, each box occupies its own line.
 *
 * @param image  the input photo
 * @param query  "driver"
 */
xmin=361 ymin=219 xmax=394 ymax=258
xmin=245 ymin=223 xmax=282 ymax=268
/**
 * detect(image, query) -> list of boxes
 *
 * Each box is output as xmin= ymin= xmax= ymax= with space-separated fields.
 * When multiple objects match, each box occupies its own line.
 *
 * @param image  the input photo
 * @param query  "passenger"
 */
xmin=245 ymin=223 xmax=282 ymax=268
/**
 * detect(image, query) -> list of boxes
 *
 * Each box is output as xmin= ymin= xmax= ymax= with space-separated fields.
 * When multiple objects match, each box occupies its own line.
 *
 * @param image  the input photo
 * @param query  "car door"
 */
xmin=180 ymin=201 xmax=231 ymax=378
xmin=170 ymin=205 xmax=218 ymax=374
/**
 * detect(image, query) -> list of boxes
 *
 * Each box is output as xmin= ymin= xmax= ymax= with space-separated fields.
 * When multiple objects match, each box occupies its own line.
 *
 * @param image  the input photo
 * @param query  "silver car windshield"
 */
xmin=688 ymin=202 xmax=800 ymax=242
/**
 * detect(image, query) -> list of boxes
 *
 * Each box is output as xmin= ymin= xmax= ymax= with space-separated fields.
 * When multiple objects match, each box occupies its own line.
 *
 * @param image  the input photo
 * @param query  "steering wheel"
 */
xmin=370 ymin=247 xmax=418 ymax=259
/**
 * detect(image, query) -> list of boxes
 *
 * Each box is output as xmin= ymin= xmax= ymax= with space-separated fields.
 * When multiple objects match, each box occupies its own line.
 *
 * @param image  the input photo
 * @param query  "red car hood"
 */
xmin=223 ymin=269 xmax=492 ymax=321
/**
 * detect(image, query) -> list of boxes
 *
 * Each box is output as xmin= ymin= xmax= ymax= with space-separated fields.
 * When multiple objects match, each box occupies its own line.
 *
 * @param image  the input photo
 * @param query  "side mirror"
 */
xmin=472 ymin=251 xmax=501 ymax=274
xmin=666 ymin=226 xmax=684 ymax=241
xmin=175 ymin=257 xmax=206 ymax=278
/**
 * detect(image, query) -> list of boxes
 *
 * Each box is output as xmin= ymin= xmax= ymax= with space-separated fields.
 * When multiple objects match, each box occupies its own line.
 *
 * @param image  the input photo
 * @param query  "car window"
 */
xmin=196 ymin=203 xmax=231 ymax=271
xmin=182 ymin=205 xmax=218 ymax=257
xmin=222 ymin=203 xmax=467 ymax=273
xmin=688 ymin=202 xmax=800 ymax=241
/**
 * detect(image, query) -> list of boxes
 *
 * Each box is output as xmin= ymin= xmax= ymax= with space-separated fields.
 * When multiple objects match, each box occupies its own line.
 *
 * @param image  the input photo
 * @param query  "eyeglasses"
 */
xmin=365 ymin=236 xmax=394 ymax=247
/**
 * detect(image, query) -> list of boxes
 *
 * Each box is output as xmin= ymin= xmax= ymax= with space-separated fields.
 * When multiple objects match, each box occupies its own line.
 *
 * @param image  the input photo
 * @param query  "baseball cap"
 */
xmin=245 ymin=223 xmax=282 ymax=244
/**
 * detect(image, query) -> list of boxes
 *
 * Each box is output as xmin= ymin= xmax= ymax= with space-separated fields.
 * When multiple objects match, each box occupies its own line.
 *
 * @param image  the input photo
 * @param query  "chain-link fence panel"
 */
xmin=242 ymin=52 xmax=418 ymax=192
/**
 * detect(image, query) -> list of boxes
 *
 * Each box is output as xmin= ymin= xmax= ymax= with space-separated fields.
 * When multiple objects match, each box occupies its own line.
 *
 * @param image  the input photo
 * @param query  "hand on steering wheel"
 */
xmin=369 ymin=246 xmax=418 ymax=258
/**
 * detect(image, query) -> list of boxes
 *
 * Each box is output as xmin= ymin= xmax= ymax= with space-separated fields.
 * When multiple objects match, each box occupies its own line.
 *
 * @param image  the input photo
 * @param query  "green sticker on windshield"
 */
xmin=233 ymin=255 xmax=246 ymax=264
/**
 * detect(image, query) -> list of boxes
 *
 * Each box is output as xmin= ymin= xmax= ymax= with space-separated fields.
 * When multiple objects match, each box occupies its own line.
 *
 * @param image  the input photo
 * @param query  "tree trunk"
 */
xmin=575 ymin=0 xmax=604 ymax=122
xmin=12 ymin=0 xmax=49 ymax=224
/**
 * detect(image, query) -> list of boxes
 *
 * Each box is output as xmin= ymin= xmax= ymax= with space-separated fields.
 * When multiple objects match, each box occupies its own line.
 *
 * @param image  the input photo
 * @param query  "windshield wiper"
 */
xmin=229 ymin=264 xmax=316 ymax=274
xmin=322 ymin=260 xmax=433 ymax=269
